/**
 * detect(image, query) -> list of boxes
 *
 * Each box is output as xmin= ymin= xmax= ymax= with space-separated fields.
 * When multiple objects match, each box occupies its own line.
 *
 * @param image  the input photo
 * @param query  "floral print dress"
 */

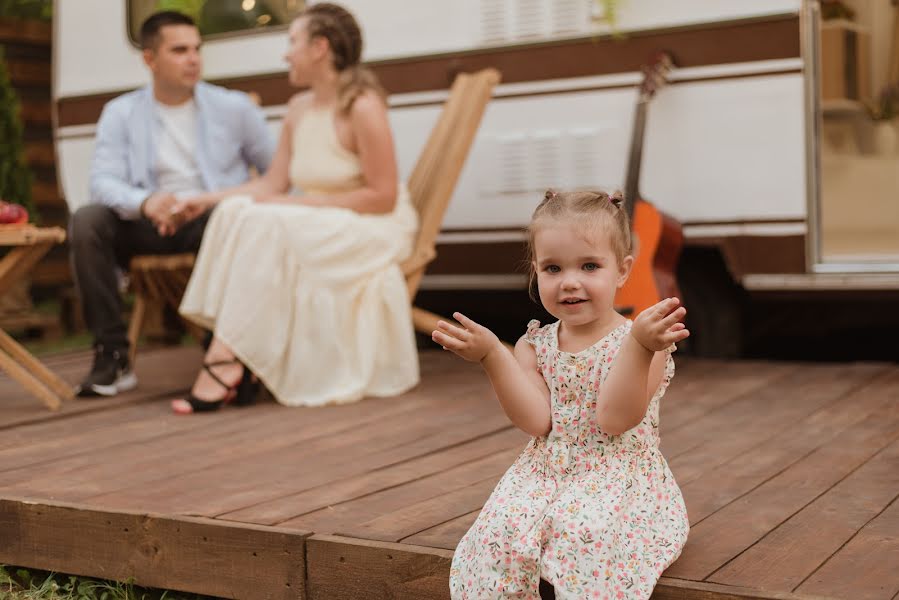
xmin=449 ymin=319 xmax=689 ymax=600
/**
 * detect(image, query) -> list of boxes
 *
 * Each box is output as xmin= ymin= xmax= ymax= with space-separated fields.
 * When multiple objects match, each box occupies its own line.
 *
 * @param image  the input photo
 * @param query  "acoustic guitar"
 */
xmin=614 ymin=52 xmax=684 ymax=317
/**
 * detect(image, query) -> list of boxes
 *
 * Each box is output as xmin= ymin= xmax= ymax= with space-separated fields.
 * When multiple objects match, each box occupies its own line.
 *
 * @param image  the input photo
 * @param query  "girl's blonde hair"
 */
xmin=525 ymin=189 xmax=632 ymax=299
xmin=300 ymin=3 xmax=386 ymax=114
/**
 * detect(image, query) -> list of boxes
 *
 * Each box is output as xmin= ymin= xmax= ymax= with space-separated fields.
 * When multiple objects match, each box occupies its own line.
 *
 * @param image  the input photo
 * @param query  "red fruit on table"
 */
xmin=0 ymin=201 xmax=29 ymax=225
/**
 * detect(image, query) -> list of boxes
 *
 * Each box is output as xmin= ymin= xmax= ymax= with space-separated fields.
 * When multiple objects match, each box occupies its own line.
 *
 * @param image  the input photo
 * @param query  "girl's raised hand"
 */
xmin=432 ymin=312 xmax=502 ymax=363
xmin=631 ymin=297 xmax=690 ymax=352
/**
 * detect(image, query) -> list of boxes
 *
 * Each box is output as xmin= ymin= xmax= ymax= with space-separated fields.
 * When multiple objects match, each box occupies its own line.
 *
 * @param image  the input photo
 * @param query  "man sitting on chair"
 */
xmin=70 ymin=11 xmax=274 ymax=397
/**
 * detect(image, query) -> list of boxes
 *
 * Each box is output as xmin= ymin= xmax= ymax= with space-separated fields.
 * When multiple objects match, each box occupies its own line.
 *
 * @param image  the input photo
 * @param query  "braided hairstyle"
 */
xmin=525 ymin=189 xmax=631 ymax=300
xmin=300 ymin=2 xmax=386 ymax=114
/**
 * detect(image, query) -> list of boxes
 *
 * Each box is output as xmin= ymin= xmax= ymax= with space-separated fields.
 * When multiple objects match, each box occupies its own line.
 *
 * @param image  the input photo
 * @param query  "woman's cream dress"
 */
xmin=179 ymin=105 xmax=420 ymax=406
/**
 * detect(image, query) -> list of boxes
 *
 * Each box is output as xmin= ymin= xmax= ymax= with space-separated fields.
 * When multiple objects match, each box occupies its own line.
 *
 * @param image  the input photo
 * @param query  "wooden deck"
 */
xmin=0 ymin=346 xmax=897 ymax=600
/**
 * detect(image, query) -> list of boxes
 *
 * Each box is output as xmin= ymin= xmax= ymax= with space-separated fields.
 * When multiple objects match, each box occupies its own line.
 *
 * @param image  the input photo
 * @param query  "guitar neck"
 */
xmin=623 ymin=98 xmax=648 ymax=222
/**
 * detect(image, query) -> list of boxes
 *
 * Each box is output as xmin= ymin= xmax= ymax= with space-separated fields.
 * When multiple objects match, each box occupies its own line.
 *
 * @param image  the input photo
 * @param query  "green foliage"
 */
xmin=0 ymin=566 xmax=215 ymax=600
xmin=0 ymin=47 xmax=36 ymax=220
xmin=0 ymin=0 xmax=52 ymax=20
xmin=592 ymin=0 xmax=622 ymax=28
xmin=154 ymin=0 xmax=285 ymax=37
xmin=154 ymin=0 xmax=204 ymax=23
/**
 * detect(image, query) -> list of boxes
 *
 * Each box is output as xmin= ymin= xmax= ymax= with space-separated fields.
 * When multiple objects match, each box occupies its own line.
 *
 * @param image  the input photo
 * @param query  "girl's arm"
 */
xmin=433 ymin=313 xmax=552 ymax=437
xmin=267 ymin=92 xmax=399 ymax=214
xmin=597 ymin=297 xmax=689 ymax=436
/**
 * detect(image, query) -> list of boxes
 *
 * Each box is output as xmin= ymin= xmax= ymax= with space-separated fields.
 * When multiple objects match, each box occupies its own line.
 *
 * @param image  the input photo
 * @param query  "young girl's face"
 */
xmin=533 ymin=219 xmax=632 ymax=328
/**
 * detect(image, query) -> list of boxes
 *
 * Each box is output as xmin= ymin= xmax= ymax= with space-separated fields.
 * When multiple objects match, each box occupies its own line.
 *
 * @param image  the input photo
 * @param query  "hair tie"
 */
xmin=610 ymin=195 xmax=623 ymax=209
xmin=544 ymin=190 xmax=557 ymax=201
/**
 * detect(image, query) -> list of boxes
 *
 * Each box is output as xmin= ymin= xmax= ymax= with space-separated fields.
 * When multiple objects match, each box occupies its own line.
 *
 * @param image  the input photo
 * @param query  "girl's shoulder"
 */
xmin=524 ymin=319 xmax=557 ymax=348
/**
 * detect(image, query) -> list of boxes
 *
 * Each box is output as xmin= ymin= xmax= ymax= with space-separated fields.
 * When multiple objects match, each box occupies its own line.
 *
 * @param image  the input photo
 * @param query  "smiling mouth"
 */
xmin=560 ymin=299 xmax=588 ymax=305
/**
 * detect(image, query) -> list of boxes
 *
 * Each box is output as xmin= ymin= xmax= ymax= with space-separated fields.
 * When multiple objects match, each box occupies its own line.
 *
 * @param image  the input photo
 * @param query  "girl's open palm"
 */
xmin=631 ymin=297 xmax=690 ymax=352
xmin=432 ymin=312 xmax=501 ymax=363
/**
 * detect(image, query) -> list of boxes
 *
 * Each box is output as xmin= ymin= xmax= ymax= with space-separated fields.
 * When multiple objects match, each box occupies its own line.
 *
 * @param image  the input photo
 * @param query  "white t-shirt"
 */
xmin=155 ymin=99 xmax=205 ymax=198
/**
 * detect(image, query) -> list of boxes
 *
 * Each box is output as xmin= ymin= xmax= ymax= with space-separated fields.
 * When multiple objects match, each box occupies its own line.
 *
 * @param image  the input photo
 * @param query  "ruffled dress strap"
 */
xmin=524 ymin=319 xmax=543 ymax=346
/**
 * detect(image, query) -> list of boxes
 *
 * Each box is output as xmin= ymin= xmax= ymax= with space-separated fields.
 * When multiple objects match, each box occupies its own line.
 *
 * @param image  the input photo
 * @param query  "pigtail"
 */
xmin=609 ymin=191 xmax=624 ymax=210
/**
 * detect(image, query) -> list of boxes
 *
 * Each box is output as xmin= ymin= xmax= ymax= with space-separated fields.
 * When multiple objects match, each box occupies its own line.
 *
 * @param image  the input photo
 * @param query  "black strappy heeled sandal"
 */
xmin=172 ymin=360 xmax=244 ymax=415
xmin=233 ymin=365 xmax=261 ymax=407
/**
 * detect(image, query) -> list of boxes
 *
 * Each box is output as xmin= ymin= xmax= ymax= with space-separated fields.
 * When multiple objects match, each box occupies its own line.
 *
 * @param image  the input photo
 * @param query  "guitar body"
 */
xmin=615 ymin=198 xmax=684 ymax=316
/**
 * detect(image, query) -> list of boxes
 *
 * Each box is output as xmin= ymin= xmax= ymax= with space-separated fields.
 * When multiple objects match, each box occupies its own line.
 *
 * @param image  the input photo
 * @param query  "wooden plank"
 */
xmin=23 ymin=141 xmax=55 ymax=168
xmin=83 ymin=378 xmax=499 ymax=514
xmin=305 ymin=535 xmax=829 ymax=600
xmin=403 ymin=510 xmax=479 ymax=549
xmin=222 ymin=426 xmax=528 ymax=525
xmin=280 ymin=447 xmax=521 ymax=535
xmin=346 ymin=475 xmax=503 ymax=543
xmin=708 ymin=438 xmax=899 ymax=593
xmin=663 ymin=363 xmax=881 ymax=475
xmin=680 ymin=368 xmax=899 ymax=525
xmin=0 ymin=400 xmax=305 ymax=488
xmin=0 ymin=497 xmax=308 ymax=600
xmin=653 ymin=578 xmax=838 ymax=600
xmin=660 ymin=360 xmax=796 ymax=432
xmin=0 ymin=390 xmax=448 ymax=500
xmin=5 ymin=58 xmax=50 ymax=86
xmin=795 ymin=496 xmax=899 ymax=600
xmin=31 ymin=180 xmax=62 ymax=207
xmin=306 ymin=534 xmax=453 ymax=600
xmin=0 ymin=18 xmax=51 ymax=45
xmin=18 ymin=99 xmax=51 ymax=127
xmin=664 ymin=384 xmax=899 ymax=581
xmin=0 ymin=345 xmax=203 ymax=431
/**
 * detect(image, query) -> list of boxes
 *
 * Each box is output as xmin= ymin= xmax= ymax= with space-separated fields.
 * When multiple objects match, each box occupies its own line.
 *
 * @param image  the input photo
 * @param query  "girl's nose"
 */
xmin=561 ymin=275 xmax=580 ymax=290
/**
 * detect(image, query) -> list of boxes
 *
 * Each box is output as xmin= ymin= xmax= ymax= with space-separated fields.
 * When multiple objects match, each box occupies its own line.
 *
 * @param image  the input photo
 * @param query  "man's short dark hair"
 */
xmin=140 ymin=11 xmax=196 ymax=50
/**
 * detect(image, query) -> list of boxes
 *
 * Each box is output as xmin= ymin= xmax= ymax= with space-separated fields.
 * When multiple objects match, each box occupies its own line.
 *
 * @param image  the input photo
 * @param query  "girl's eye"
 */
xmin=546 ymin=265 xmax=561 ymax=273
xmin=583 ymin=263 xmax=599 ymax=272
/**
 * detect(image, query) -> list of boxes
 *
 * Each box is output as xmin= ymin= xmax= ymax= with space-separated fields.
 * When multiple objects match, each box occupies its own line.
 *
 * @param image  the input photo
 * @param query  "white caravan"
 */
xmin=52 ymin=0 xmax=899 ymax=353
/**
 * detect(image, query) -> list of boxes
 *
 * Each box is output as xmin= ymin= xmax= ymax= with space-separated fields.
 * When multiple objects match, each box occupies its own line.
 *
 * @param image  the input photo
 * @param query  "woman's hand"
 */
xmin=432 ymin=312 xmax=503 ymax=363
xmin=631 ymin=297 xmax=690 ymax=352
xmin=170 ymin=194 xmax=213 ymax=225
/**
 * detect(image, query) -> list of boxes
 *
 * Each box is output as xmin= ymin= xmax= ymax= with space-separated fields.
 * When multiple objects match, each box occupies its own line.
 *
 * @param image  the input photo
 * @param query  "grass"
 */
xmin=0 ymin=566 xmax=218 ymax=600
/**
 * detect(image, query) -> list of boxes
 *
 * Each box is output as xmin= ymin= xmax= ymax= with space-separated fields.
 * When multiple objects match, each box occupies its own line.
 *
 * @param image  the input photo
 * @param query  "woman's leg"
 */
xmin=171 ymin=336 xmax=244 ymax=411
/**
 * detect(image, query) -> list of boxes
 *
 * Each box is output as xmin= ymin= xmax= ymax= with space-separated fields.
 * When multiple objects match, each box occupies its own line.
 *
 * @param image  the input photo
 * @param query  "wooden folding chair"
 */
xmin=401 ymin=67 xmax=501 ymax=336
xmin=127 ymin=252 xmax=199 ymax=366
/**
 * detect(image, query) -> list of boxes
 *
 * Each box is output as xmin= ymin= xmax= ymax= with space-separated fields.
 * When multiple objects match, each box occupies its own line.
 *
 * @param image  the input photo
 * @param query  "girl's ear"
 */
xmin=617 ymin=255 xmax=634 ymax=288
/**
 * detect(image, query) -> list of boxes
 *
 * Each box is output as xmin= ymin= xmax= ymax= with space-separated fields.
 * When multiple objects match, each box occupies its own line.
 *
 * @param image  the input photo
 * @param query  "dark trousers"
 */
xmin=69 ymin=204 xmax=211 ymax=351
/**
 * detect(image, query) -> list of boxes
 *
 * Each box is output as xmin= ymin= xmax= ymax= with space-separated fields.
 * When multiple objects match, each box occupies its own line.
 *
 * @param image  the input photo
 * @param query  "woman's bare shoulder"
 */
xmin=348 ymin=90 xmax=388 ymax=121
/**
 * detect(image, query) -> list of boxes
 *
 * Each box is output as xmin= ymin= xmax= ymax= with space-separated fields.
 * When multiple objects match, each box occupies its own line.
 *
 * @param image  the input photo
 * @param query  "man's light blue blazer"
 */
xmin=88 ymin=81 xmax=275 ymax=220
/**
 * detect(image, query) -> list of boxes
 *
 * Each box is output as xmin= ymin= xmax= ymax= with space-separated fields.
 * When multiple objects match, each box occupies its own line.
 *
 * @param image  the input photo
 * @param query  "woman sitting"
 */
xmin=170 ymin=2 xmax=419 ymax=413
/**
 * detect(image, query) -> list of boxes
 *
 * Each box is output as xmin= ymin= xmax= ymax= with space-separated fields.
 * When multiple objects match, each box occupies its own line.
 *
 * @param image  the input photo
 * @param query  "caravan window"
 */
xmin=128 ymin=0 xmax=304 ymax=43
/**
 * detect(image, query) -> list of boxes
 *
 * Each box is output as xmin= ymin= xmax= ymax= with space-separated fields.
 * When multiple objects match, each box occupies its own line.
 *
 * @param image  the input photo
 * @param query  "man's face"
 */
xmin=144 ymin=24 xmax=202 ymax=92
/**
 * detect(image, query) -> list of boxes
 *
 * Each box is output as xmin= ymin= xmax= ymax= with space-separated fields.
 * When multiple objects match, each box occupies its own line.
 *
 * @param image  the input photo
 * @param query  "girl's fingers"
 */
xmin=660 ymin=306 xmax=686 ymax=329
xmin=654 ymin=297 xmax=679 ymax=315
xmin=453 ymin=312 xmax=483 ymax=332
xmin=432 ymin=330 xmax=466 ymax=350
xmin=436 ymin=319 xmax=471 ymax=341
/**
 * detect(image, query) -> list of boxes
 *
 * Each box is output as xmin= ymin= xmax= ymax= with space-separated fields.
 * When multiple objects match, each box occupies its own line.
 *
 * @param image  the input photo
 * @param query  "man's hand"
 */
xmin=432 ymin=312 xmax=503 ymax=363
xmin=631 ymin=297 xmax=690 ymax=352
xmin=142 ymin=192 xmax=178 ymax=236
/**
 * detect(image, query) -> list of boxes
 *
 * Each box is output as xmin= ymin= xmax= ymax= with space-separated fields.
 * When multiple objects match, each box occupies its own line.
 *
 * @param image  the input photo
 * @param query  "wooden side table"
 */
xmin=0 ymin=225 xmax=73 ymax=410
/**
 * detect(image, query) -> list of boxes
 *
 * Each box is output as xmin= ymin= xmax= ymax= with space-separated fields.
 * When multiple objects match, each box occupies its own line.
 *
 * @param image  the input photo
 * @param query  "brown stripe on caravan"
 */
xmin=429 ymin=234 xmax=807 ymax=279
xmin=56 ymin=14 xmax=800 ymax=127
